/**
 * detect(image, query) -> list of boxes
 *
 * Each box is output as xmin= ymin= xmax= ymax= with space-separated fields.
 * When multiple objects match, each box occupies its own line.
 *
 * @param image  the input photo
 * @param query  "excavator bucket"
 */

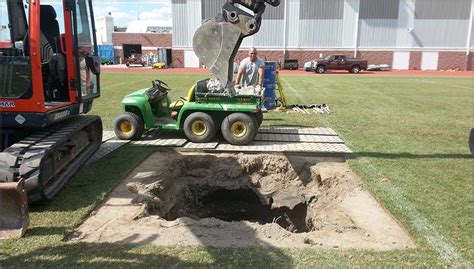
xmin=0 ymin=179 xmax=29 ymax=239
xmin=193 ymin=20 xmax=242 ymax=88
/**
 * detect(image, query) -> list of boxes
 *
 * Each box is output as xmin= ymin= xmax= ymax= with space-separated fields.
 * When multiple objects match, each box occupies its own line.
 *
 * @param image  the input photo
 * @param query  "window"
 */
xmin=300 ymin=0 xmax=344 ymax=20
xmin=74 ymin=0 xmax=98 ymax=98
xmin=360 ymin=0 xmax=399 ymax=20
xmin=0 ymin=0 xmax=11 ymax=44
xmin=0 ymin=0 xmax=31 ymax=99
xmin=76 ymin=0 xmax=92 ymax=45
xmin=415 ymin=0 xmax=470 ymax=20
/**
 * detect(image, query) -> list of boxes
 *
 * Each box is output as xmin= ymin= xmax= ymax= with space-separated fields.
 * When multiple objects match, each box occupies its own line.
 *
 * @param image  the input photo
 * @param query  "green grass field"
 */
xmin=1 ymin=72 xmax=472 ymax=267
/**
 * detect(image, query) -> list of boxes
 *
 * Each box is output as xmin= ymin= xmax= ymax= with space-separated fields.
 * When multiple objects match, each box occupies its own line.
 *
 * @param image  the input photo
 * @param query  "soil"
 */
xmin=71 ymin=152 xmax=415 ymax=250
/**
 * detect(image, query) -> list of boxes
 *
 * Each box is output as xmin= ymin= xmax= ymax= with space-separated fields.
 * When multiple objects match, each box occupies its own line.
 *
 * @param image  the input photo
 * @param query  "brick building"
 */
xmin=112 ymin=32 xmax=172 ymax=62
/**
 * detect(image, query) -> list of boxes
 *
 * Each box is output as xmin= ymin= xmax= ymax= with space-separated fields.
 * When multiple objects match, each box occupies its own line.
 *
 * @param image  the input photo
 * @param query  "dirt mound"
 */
xmin=72 ymin=152 xmax=415 ymax=250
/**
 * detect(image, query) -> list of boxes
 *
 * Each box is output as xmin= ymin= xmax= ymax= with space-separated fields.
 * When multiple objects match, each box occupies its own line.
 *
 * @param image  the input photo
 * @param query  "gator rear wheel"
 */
xmin=183 ymin=112 xmax=217 ymax=143
xmin=114 ymin=112 xmax=144 ymax=140
xmin=221 ymin=113 xmax=258 ymax=145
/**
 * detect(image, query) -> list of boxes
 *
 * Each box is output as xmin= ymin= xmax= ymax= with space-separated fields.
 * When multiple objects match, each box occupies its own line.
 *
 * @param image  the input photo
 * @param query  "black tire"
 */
xmin=221 ymin=113 xmax=258 ymax=145
xmin=351 ymin=65 xmax=361 ymax=74
xmin=315 ymin=65 xmax=326 ymax=74
xmin=114 ymin=112 xmax=145 ymax=140
xmin=254 ymin=112 xmax=263 ymax=127
xmin=126 ymin=63 xmax=130 ymax=67
xmin=183 ymin=112 xmax=217 ymax=143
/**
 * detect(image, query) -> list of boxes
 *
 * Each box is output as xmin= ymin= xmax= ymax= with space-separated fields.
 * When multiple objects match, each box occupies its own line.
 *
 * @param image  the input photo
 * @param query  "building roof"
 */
xmin=126 ymin=20 xmax=172 ymax=33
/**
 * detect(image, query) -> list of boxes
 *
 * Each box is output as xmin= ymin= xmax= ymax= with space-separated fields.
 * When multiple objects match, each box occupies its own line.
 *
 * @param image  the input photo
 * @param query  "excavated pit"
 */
xmin=164 ymin=187 xmax=310 ymax=233
xmin=73 ymin=152 xmax=416 ymax=250
xmin=125 ymin=153 xmax=323 ymax=234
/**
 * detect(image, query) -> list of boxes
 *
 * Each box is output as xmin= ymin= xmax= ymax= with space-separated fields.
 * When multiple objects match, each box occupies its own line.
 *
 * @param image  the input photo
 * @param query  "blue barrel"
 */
xmin=263 ymin=61 xmax=277 ymax=109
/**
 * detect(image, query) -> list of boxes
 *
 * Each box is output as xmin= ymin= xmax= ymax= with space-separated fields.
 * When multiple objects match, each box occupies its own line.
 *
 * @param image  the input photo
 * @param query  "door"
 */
xmin=337 ymin=56 xmax=349 ymax=70
xmin=123 ymin=44 xmax=142 ymax=59
xmin=73 ymin=0 xmax=100 ymax=100
xmin=326 ymin=55 xmax=337 ymax=69
xmin=392 ymin=52 xmax=410 ymax=70
xmin=421 ymin=52 xmax=439 ymax=70
xmin=184 ymin=50 xmax=199 ymax=68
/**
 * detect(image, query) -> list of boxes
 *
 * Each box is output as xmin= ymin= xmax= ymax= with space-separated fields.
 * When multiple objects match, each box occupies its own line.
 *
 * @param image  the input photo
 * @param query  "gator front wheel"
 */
xmin=114 ymin=112 xmax=144 ymax=140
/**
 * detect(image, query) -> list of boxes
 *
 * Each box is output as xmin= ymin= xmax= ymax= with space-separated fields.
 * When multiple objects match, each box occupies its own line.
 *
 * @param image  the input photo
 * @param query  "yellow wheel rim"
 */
xmin=119 ymin=121 xmax=133 ymax=134
xmin=231 ymin=122 xmax=247 ymax=137
xmin=191 ymin=120 xmax=207 ymax=136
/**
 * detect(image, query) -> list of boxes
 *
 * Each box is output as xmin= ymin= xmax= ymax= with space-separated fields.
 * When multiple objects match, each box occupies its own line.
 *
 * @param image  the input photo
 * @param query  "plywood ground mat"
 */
xmin=89 ymin=126 xmax=352 ymax=164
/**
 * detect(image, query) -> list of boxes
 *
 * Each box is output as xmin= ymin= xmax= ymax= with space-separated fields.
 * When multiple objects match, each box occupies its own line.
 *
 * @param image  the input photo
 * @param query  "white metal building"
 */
xmin=171 ymin=0 xmax=474 ymax=70
xmin=95 ymin=15 xmax=115 ymax=45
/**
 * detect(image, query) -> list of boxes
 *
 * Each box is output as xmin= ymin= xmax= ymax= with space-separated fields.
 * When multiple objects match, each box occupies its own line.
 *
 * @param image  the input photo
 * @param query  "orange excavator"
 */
xmin=0 ymin=0 xmax=102 ymax=239
xmin=0 ymin=0 xmax=282 ymax=239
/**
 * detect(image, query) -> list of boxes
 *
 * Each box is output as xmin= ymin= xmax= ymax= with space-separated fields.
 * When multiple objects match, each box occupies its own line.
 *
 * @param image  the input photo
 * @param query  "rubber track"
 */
xmin=0 ymin=115 xmax=102 ymax=202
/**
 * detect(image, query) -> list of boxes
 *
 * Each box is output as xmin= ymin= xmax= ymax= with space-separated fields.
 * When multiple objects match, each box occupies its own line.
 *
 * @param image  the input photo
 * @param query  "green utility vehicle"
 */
xmin=114 ymin=79 xmax=264 ymax=145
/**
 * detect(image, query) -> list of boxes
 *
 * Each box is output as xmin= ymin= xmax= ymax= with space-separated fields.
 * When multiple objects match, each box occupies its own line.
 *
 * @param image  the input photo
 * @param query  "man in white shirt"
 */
xmin=235 ymin=48 xmax=265 ymax=87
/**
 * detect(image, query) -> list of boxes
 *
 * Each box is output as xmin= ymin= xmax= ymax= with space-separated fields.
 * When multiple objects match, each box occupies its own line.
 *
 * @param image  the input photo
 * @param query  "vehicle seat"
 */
xmin=40 ymin=5 xmax=68 ymax=101
xmin=40 ymin=5 xmax=60 ymax=63
xmin=169 ymin=85 xmax=196 ymax=111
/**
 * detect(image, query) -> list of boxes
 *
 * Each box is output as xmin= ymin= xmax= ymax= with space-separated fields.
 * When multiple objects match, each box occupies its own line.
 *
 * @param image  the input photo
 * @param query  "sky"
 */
xmin=0 ymin=1 xmax=172 ymax=28
xmin=1 ymin=1 xmax=172 ymax=41
xmin=93 ymin=1 xmax=172 ymax=27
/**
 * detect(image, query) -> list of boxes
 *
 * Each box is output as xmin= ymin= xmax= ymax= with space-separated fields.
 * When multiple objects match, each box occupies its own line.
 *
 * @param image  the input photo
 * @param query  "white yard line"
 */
xmin=280 ymin=77 xmax=305 ymax=103
xmin=283 ymin=79 xmax=468 ymax=265
xmin=412 ymin=77 xmax=473 ymax=91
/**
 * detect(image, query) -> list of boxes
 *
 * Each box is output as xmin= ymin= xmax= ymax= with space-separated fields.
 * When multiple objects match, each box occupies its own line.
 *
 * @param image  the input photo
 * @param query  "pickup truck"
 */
xmin=282 ymin=59 xmax=299 ymax=70
xmin=312 ymin=54 xmax=368 ymax=74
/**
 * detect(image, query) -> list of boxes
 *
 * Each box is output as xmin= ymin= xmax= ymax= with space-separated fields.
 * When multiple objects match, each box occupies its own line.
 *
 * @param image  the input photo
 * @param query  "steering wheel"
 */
xmin=152 ymin=79 xmax=171 ymax=93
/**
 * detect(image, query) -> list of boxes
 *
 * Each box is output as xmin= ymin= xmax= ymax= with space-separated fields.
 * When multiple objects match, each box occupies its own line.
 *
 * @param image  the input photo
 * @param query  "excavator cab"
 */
xmin=0 ymin=0 xmax=102 ymax=239
xmin=0 ymin=0 xmax=100 ymax=128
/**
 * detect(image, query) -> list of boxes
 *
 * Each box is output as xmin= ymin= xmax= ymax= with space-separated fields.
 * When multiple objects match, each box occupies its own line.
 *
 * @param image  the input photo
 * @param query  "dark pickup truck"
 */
xmin=313 ymin=54 xmax=368 ymax=74
xmin=282 ymin=59 xmax=299 ymax=70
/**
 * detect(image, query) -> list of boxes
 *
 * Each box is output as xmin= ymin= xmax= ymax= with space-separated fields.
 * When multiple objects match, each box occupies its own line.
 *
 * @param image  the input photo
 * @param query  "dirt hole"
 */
xmin=165 ymin=187 xmax=310 ymax=233
xmin=126 ymin=153 xmax=344 ymax=234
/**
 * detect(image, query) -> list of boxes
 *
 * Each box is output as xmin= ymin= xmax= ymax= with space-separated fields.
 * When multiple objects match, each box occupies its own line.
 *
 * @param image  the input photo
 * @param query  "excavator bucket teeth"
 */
xmin=0 ymin=179 xmax=29 ymax=239
xmin=193 ymin=21 xmax=242 ymax=88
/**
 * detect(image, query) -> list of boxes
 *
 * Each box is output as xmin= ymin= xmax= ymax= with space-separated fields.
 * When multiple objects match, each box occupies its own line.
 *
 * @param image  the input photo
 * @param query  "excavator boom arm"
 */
xmin=193 ymin=0 xmax=281 ymax=88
